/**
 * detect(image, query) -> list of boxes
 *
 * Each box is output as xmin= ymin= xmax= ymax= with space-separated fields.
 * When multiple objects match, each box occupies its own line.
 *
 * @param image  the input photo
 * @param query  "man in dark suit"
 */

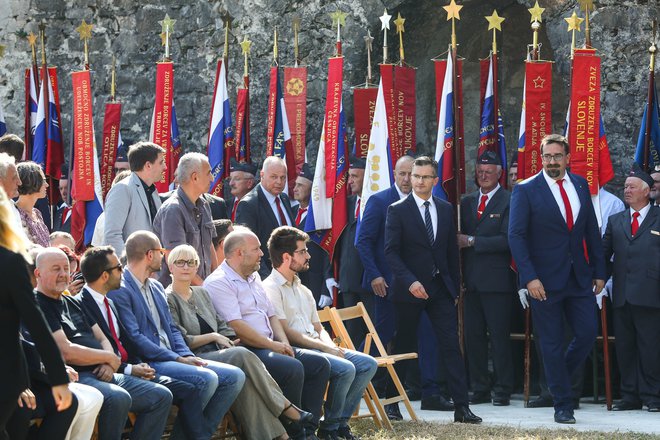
xmin=459 ymin=151 xmax=515 ymax=406
xmin=337 ymin=157 xmax=372 ymax=343
xmin=384 ymin=156 xmax=481 ymax=424
xmin=235 ymin=156 xmax=294 ymax=279
xmin=53 ymin=164 xmax=71 ymax=233
xmin=78 ymin=246 xmax=209 ymax=438
xmin=509 ymin=134 xmax=605 ymax=424
xmin=603 ymin=165 xmax=660 ymax=412
xmin=293 ymin=163 xmax=332 ymax=305
xmin=227 ymin=159 xmax=257 ymax=221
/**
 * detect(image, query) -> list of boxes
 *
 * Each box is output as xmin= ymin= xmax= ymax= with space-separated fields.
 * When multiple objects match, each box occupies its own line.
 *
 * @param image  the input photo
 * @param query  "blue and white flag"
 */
xmin=207 ymin=60 xmax=234 ymax=196
xmin=433 ymin=49 xmax=455 ymax=201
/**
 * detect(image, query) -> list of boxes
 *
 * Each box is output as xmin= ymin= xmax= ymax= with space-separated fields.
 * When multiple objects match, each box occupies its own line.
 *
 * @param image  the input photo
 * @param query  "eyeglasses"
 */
xmin=173 ymin=259 xmax=199 ymax=268
xmin=293 ymin=248 xmax=310 ymax=255
xmin=148 ymin=248 xmax=166 ymax=256
xmin=104 ymin=263 xmax=123 ymax=273
xmin=411 ymin=174 xmax=436 ymax=181
xmin=541 ymin=154 xmax=565 ymax=163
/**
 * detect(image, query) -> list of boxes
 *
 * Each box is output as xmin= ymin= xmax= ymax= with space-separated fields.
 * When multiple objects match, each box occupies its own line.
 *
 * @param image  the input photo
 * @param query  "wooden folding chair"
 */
xmin=328 ymin=302 xmax=418 ymax=428
xmin=317 ymin=307 xmax=384 ymax=430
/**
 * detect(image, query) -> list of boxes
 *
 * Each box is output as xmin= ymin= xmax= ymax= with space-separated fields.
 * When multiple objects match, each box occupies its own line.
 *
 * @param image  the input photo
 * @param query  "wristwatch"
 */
xmin=467 ymin=236 xmax=475 ymax=247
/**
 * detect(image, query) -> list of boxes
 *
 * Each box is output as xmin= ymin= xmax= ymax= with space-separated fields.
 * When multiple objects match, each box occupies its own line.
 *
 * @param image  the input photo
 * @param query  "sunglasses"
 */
xmin=104 ymin=263 xmax=123 ymax=273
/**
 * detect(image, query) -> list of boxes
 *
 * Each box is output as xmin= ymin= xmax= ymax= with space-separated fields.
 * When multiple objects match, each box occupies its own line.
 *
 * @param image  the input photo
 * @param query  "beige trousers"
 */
xmin=200 ymin=346 xmax=287 ymax=440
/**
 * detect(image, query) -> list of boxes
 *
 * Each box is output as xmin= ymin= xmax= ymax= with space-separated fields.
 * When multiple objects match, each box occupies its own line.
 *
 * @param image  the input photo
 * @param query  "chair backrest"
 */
xmin=317 ymin=307 xmax=332 ymax=323
xmin=330 ymin=302 xmax=387 ymax=357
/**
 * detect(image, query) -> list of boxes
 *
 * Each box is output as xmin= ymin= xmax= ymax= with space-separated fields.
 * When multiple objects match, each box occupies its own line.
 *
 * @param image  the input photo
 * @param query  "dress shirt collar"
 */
xmin=85 ymin=285 xmax=107 ymax=306
xmin=630 ymin=202 xmax=652 ymax=223
xmin=394 ymin=184 xmax=408 ymax=200
xmin=127 ymin=268 xmax=149 ymax=292
xmin=221 ymin=260 xmax=259 ymax=283
xmin=479 ymin=183 xmax=500 ymax=199
xmin=269 ymin=267 xmax=301 ymax=288
xmin=412 ymin=191 xmax=434 ymax=209
xmin=137 ymin=176 xmax=156 ymax=196
xmin=261 ymin=186 xmax=282 ymax=205
xmin=542 ymin=170 xmax=573 ymax=188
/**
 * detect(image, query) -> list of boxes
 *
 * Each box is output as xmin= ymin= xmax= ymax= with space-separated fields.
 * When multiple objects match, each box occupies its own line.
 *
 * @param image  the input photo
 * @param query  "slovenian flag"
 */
xmin=634 ymin=87 xmax=660 ymax=170
xmin=266 ymin=67 xmax=296 ymax=194
xmin=32 ymin=68 xmax=48 ymax=166
xmin=25 ymin=66 xmax=39 ymax=159
xmin=433 ymin=50 xmax=455 ymax=200
xmin=479 ymin=55 xmax=507 ymax=186
xmin=207 ymin=60 xmax=234 ymax=196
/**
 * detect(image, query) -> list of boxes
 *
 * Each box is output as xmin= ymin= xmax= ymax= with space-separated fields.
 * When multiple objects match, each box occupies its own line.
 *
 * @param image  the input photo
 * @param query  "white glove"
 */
xmin=596 ymin=279 xmax=612 ymax=310
xmin=318 ymin=295 xmax=333 ymax=308
xmin=325 ymin=278 xmax=339 ymax=294
xmin=518 ymin=289 xmax=529 ymax=309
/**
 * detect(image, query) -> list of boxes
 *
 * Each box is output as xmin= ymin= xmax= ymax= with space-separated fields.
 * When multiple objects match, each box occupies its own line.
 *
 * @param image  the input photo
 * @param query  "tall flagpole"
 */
xmin=364 ymin=30 xmax=374 ymax=86
xmin=221 ymin=11 xmax=233 ymax=68
xmin=565 ymin=11 xmax=585 ymax=60
xmin=579 ymin=0 xmax=594 ymax=48
xmin=485 ymin=10 xmax=505 ymax=165
xmin=292 ymin=16 xmax=301 ymax=67
xmin=394 ymin=13 xmax=405 ymax=64
xmin=330 ymin=10 xmax=346 ymax=57
xmin=644 ymin=20 xmax=657 ymax=171
xmin=379 ymin=9 xmax=391 ymax=64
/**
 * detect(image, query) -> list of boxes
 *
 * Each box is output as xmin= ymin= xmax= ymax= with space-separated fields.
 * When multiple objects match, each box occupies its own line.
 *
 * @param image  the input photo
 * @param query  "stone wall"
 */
xmin=0 ymin=0 xmax=657 ymax=191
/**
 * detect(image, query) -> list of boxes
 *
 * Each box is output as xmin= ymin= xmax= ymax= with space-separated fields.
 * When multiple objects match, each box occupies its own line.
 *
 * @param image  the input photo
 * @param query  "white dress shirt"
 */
xmin=630 ymin=203 xmax=652 ymax=227
xmin=262 ymin=188 xmax=293 ymax=226
xmin=478 ymin=184 xmax=501 ymax=209
xmin=395 ymin=184 xmax=408 ymax=200
xmin=412 ymin=192 xmax=437 ymax=241
xmin=542 ymin=171 xmax=581 ymax=225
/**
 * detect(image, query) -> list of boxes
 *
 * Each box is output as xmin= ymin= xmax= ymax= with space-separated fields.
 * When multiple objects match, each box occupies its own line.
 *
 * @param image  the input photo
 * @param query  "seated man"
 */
xmin=79 ymin=246 xmax=209 ymax=440
xmin=34 ymin=247 xmax=172 ymax=440
xmin=108 ymin=231 xmax=244 ymax=438
xmin=203 ymin=226 xmax=330 ymax=432
xmin=264 ymin=226 xmax=378 ymax=440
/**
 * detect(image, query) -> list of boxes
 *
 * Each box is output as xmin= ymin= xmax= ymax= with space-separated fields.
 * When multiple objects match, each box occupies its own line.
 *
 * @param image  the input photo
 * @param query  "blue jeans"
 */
xmin=151 ymin=360 xmax=245 ymax=437
xmin=78 ymin=372 xmax=172 ymax=440
xmin=320 ymin=349 xmax=377 ymax=431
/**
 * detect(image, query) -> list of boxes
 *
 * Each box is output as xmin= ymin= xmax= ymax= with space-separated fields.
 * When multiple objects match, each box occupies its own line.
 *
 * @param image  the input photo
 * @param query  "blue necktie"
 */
xmin=424 ymin=201 xmax=434 ymax=245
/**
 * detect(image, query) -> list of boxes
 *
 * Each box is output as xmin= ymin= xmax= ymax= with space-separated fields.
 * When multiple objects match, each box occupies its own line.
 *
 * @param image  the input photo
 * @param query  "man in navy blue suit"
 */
xmin=509 ymin=134 xmax=605 ymax=424
xmin=384 ymin=156 xmax=481 ymax=424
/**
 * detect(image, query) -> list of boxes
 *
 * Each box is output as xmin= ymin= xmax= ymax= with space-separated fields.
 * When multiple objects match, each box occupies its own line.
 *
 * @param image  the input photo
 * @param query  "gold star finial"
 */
xmin=578 ymin=0 xmax=594 ymax=13
xmin=159 ymin=14 xmax=176 ymax=34
xmin=394 ymin=12 xmax=405 ymax=34
xmin=364 ymin=29 xmax=374 ymax=51
xmin=529 ymin=1 xmax=545 ymax=23
xmin=27 ymin=32 xmax=38 ymax=47
xmin=379 ymin=9 xmax=392 ymax=30
xmin=565 ymin=11 xmax=584 ymax=32
xmin=240 ymin=37 xmax=252 ymax=55
xmin=330 ymin=10 xmax=347 ymax=28
xmin=485 ymin=10 xmax=505 ymax=31
xmin=443 ymin=0 xmax=463 ymax=21
xmin=75 ymin=19 xmax=93 ymax=40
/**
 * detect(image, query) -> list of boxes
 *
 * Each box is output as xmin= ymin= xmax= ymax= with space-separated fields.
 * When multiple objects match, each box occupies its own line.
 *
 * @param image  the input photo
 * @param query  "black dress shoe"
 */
xmin=405 ymin=388 xmax=422 ymax=401
xmin=279 ymin=404 xmax=314 ymax=438
xmin=612 ymin=400 xmax=642 ymax=411
xmin=492 ymin=396 xmax=510 ymax=406
xmin=573 ymin=398 xmax=580 ymax=410
xmin=470 ymin=392 xmax=491 ymax=404
xmin=385 ymin=403 xmax=403 ymax=421
xmin=337 ymin=425 xmax=359 ymax=440
xmin=554 ymin=409 xmax=576 ymax=424
xmin=526 ymin=396 xmax=554 ymax=408
xmin=454 ymin=405 xmax=482 ymax=424
xmin=648 ymin=404 xmax=660 ymax=412
xmin=421 ymin=395 xmax=455 ymax=411
xmin=317 ymin=429 xmax=339 ymax=440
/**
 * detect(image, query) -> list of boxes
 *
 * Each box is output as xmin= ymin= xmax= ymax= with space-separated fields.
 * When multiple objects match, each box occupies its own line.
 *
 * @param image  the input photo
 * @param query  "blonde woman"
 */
xmin=166 ymin=244 xmax=312 ymax=440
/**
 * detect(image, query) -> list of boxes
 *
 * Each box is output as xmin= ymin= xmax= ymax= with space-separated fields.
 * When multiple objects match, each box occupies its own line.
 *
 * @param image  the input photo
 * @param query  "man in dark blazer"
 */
xmin=78 ymin=246 xmax=209 ymax=438
xmin=337 ymin=157 xmax=372 ymax=343
xmin=226 ymin=159 xmax=258 ymax=221
xmin=459 ymin=151 xmax=515 ymax=406
xmin=235 ymin=156 xmax=294 ymax=279
xmin=53 ymin=164 xmax=71 ymax=233
xmin=384 ymin=156 xmax=481 ymax=424
xmin=603 ymin=166 xmax=660 ymax=412
xmin=293 ymin=163 xmax=332 ymax=305
xmin=509 ymin=134 xmax=605 ymax=424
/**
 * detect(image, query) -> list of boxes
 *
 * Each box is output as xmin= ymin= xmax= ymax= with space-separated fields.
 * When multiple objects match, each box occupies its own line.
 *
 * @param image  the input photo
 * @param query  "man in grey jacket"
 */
xmin=103 ymin=142 xmax=166 ymax=257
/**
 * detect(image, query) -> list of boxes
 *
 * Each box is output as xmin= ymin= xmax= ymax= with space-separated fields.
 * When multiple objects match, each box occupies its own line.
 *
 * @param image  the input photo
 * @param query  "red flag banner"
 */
xmin=352 ymin=87 xmax=378 ymax=158
xmin=524 ymin=61 xmax=552 ymax=179
xmin=569 ymin=49 xmax=601 ymax=195
xmin=100 ymin=102 xmax=122 ymax=198
xmin=266 ymin=67 xmax=279 ymax=157
xmin=283 ymin=66 xmax=307 ymax=172
xmin=433 ymin=58 xmax=466 ymax=199
xmin=70 ymin=70 xmax=95 ymax=202
xmin=394 ymin=65 xmax=416 ymax=157
xmin=323 ymin=57 xmax=343 ymax=198
xmin=235 ymin=80 xmax=250 ymax=163
xmin=151 ymin=62 xmax=174 ymax=192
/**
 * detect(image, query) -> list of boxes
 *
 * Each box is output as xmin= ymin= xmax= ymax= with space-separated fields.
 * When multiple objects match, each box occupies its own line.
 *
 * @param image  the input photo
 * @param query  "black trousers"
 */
xmin=464 ymin=290 xmax=514 ymax=397
xmin=6 ymin=382 xmax=79 ymax=440
xmin=614 ymin=302 xmax=660 ymax=407
xmin=386 ymin=285 xmax=469 ymax=406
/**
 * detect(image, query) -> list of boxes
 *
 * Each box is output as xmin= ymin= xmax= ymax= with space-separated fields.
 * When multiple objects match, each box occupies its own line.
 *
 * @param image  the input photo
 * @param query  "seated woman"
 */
xmin=166 ymin=245 xmax=313 ymax=440
xmin=15 ymin=162 xmax=50 ymax=247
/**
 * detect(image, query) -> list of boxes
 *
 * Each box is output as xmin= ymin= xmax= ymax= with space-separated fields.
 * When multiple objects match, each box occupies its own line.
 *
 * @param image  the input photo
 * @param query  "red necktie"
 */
xmin=104 ymin=297 xmax=128 ymax=362
xmin=355 ymin=198 xmax=361 ymax=220
xmin=476 ymin=194 xmax=488 ymax=220
xmin=631 ymin=211 xmax=640 ymax=236
xmin=275 ymin=197 xmax=288 ymax=226
xmin=62 ymin=206 xmax=71 ymax=222
xmin=557 ymin=179 xmax=574 ymax=231
xmin=295 ymin=207 xmax=307 ymax=226
xmin=231 ymin=199 xmax=239 ymax=221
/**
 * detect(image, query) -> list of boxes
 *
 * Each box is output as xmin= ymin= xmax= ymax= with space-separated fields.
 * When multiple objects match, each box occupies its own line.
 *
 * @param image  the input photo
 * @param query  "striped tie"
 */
xmin=424 ymin=201 xmax=434 ymax=245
